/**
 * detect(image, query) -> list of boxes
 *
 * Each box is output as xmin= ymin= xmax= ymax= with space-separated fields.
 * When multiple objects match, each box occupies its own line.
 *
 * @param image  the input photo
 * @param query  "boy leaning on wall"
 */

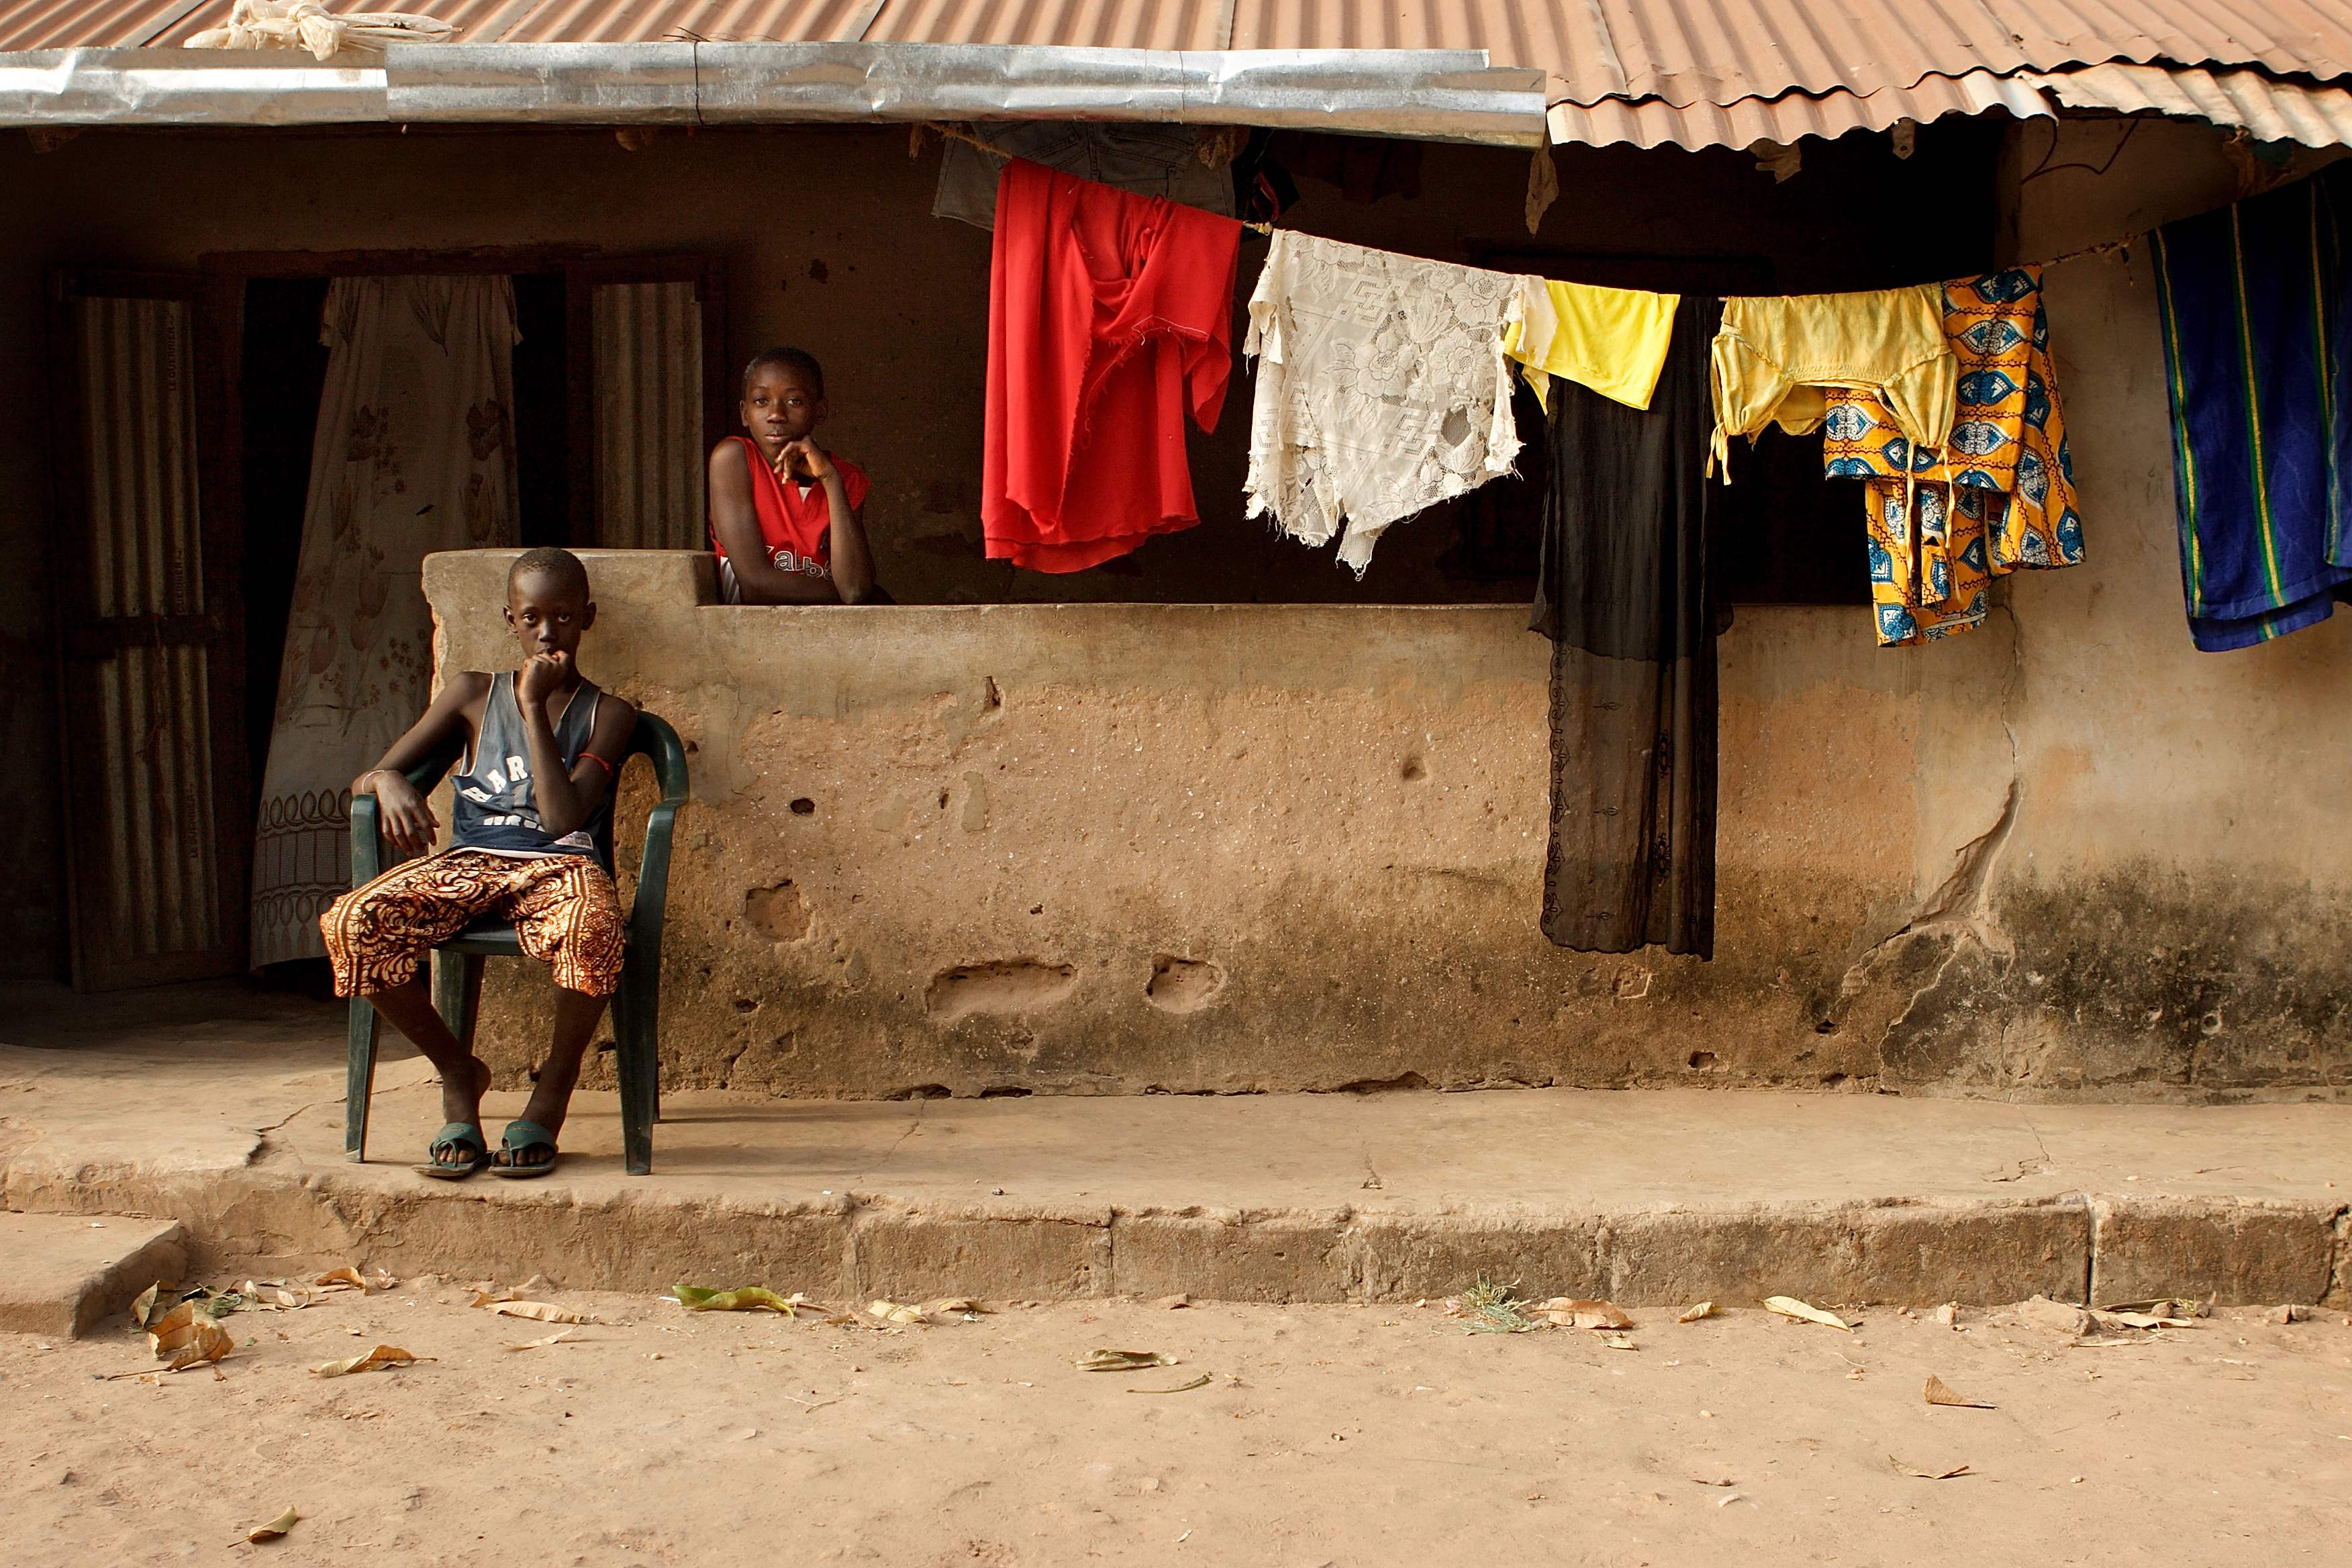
xmin=707 ymin=346 xmax=888 ymax=603
xmin=322 ymin=547 xmax=638 ymax=1181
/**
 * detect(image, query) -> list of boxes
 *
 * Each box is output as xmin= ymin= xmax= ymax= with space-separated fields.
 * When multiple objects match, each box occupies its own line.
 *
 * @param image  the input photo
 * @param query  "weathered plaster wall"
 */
xmin=0 ymin=120 xmax=1983 ymax=981
xmin=432 ymin=119 xmax=2352 ymax=1104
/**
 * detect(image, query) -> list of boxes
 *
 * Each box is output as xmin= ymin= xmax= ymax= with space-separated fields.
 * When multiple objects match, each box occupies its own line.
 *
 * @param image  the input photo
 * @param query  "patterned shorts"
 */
xmin=320 ymin=848 xmax=626 ymax=999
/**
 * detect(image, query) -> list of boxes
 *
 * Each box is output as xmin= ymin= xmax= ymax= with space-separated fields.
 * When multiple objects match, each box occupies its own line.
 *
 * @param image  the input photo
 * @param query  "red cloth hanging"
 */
xmin=983 ymin=158 xmax=1243 ymax=573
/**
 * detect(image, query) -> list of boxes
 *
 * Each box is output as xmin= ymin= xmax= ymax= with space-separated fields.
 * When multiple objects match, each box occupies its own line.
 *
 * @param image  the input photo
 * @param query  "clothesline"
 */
xmin=914 ymin=121 xmax=2147 ymax=271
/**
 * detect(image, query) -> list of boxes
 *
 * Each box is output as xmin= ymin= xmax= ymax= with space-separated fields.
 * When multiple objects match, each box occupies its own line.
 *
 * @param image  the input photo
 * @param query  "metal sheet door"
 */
xmin=47 ymin=271 xmax=249 ymax=989
xmin=566 ymin=256 xmax=728 ymax=550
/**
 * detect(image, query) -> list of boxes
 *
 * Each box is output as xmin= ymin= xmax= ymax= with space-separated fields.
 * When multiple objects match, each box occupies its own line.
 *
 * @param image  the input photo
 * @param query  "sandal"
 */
xmin=416 ymin=1122 xmax=487 ymax=1181
xmin=491 ymin=1119 xmax=560 ymax=1179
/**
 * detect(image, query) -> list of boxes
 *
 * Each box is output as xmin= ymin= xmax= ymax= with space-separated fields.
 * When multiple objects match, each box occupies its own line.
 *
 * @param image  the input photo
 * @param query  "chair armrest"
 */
xmin=625 ymin=713 xmax=690 ymax=951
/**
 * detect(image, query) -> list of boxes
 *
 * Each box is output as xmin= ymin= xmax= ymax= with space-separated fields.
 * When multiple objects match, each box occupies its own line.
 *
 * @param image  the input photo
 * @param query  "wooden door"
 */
xmin=46 ymin=271 xmax=250 ymax=989
xmin=565 ymin=256 xmax=729 ymax=550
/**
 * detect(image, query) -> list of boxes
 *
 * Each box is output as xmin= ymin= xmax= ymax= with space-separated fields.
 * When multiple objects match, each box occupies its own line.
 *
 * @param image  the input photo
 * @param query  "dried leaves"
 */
xmin=1077 ymin=1349 xmax=1173 ymax=1373
xmin=310 ymin=1344 xmax=422 ymax=1377
xmin=866 ymin=1297 xmax=989 ymax=1328
xmin=246 ymin=1506 xmax=299 ymax=1542
xmin=503 ymin=1328 xmax=581 ymax=1352
xmin=1678 ymin=1302 xmax=1718 ymax=1323
xmin=1536 ymin=1298 xmax=1634 ymax=1331
xmin=148 ymin=1302 xmax=234 ymax=1370
xmin=473 ymin=1294 xmax=598 ymax=1324
xmin=1923 ymin=1374 xmax=1995 ymax=1409
xmin=1888 ymin=1455 xmax=1972 ymax=1480
xmin=1765 ymin=1296 xmax=1854 ymax=1332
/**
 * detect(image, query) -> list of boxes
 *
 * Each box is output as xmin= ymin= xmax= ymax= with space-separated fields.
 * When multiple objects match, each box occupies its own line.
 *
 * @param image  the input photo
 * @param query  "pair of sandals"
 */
xmin=420 ymin=1120 xmax=558 ymax=1180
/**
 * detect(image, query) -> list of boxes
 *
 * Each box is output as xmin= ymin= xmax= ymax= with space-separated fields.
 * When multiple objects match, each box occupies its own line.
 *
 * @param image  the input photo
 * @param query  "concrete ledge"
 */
xmin=3 ymin=1030 xmax=2347 ymax=1310
xmin=2090 ymin=1198 xmax=2343 ymax=1306
xmin=0 ymin=1214 xmax=187 ymax=1338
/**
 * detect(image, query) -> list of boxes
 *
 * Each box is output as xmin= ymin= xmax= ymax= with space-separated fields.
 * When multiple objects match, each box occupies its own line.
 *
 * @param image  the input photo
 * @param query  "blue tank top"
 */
xmin=450 ymin=671 xmax=614 ymax=867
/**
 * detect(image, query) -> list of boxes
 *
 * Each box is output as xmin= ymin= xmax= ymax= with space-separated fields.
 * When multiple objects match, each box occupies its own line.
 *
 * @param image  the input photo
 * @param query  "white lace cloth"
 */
xmin=1244 ymin=232 xmax=1524 ymax=576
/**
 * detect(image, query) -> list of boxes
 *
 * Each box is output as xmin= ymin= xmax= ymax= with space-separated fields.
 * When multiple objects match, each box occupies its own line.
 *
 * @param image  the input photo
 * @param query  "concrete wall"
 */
xmin=424 ymin=119 xmax=2352 ymax=1105
xmin=0 ymin=119 xmax=1985 ymax=982
xmin=13 ymin=118 xmax=2352 ymax=1108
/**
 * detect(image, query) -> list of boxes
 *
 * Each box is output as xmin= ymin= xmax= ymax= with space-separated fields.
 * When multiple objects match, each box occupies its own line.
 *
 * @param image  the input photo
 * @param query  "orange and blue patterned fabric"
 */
xmin=1821 ymin=267 xmax=2085 ymax=646
xmin=2151 ymin=168 xmax=2352 ymax=651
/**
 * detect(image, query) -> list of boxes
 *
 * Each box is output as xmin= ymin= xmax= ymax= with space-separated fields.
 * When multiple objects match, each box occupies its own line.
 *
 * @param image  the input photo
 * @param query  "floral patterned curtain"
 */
xmin=248 ymin=275 xmax=520 ymax=967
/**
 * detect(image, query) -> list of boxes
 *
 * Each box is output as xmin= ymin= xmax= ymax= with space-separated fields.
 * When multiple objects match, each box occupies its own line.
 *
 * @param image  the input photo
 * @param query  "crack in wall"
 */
xmin=1834 ymin=605 xmax=2030 ymax=1059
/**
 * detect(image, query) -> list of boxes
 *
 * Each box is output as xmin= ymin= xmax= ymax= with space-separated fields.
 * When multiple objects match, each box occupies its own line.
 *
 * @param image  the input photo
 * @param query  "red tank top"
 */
xmin=710 ymin=436 xmax=869 ymax=579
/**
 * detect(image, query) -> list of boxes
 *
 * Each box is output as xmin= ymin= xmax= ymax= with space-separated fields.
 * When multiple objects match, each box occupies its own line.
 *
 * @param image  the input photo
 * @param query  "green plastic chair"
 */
xmin=342 ymin=711 xmax=689 ymax=1176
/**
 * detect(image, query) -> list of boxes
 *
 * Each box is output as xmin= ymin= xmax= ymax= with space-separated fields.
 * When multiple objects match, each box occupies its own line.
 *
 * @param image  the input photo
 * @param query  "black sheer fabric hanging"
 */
xmin=1531 ymin=295 xmax=1721 ymax=958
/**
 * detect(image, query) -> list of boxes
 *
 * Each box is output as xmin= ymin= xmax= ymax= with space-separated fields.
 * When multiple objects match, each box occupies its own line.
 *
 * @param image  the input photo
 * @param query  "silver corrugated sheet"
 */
xmin=2028 ymin=61 xmax=2352 ymax=148
xmin=72 ymin=295 xmax=223 ymax=961
xmin=591 ymin=279 xmax=707 ymax=552
xmin=0 ymin=45 xmax=385 ymax=121
xmin=380 ymin=42 xmax=1546 ymax=143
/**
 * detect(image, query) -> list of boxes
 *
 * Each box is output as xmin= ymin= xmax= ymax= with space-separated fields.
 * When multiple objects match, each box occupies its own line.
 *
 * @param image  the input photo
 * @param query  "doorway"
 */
xmin=47 ymin=254 xmax=726 ymax=990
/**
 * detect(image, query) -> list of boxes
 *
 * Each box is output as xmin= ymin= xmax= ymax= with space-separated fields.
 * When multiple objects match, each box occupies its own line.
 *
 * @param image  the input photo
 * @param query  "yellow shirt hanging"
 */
xmin=1506 ymin=278 xmax=1681 ymax=411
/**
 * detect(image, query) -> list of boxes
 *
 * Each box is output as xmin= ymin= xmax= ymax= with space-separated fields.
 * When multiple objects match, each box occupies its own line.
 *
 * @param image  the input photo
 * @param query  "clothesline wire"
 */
xmin=911 ymin=121 xmax=2141 ymax=266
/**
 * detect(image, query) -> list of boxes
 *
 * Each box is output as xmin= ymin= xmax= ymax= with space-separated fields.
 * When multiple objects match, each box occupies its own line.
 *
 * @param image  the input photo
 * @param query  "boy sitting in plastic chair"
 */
xmin=322 ymin=547 xmax=638 ymax=1181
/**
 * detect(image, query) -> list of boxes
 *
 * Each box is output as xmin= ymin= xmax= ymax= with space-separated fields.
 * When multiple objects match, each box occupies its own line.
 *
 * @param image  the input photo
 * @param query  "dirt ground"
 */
xmin=2 ymin=1283 xmax=2347 ymax=1566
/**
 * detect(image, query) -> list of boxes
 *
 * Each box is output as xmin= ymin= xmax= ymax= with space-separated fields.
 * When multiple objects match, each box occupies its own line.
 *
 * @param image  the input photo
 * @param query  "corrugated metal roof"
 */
xmin=501 ymin=0 xmax=881 ymax=46
xmin=1546 ymin=70 xmax=2057 ymax=153
xmin=863 ymin=0 xmax=1223 ymax=50
xmin=9 ymin=0 xmax=2352 ymax=153
xmin=2030 ymin=60 xmax=2352 ymax=146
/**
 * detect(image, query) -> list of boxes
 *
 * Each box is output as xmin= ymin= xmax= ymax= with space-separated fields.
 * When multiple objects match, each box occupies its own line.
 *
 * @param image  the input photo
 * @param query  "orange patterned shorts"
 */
xmin=320 ymin=848 xmax=626 ymax=999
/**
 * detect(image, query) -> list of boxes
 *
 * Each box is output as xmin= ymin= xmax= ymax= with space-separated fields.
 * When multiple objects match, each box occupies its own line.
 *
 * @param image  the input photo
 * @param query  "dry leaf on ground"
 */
xmin=1764 ymin=1296 xmax=1853 ymax=1332
xmin=2017 ymin=1295 xmax=2095 ymax=1336
xmin=1602 ymin=1334 xmax=1638 ymax=1351
xmin=1888 ymin=1455 xmax=1972 ymax=1479
xmin=1923 ymin=1374 xmax=1996 ymax=1409
xmin=1677 ymin=1302 xmax=1718 ymax=1323
xmin=866 ymin=1297 xmax=990 ymax=1327
xmin=1077 ymin=1349 xmax=1173 ymax=1372
xmin=246 ymin=1506 xmax=299 ymax=1542
xmin=483 ymin=1301 xmax=597 ymax=1325
xmin=503 ymin=1328 xmax=580 ymax=1352
xmin=673 ymin=1285 xmax=813 ymax=1316
xmin=470 ymin=1287 xmax=519 ymax=1307
xmin=311 ymin=1344 xmax=422 ymax=1377
xmin=313 ymin=1267 xmax=367 ymax=1291
xmin=920 ymin=1297 xmax=989 ymax=1319
xmin=1127 ymin=1374 xmax=1212 ymax=1394
xmin=148 ymin=1303 xmax=234 ymax=1369
xmin=129 ymin=1282 xmax=166 ymax=1330
xmin=1537 ymin=1298 xmax=1634 ymax=1330
xmin=2090 ymin=1308 xmax=2195 ymax=1331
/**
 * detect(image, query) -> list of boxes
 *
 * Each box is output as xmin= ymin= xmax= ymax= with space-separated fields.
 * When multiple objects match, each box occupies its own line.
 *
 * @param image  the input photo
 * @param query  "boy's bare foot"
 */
xmin=441 ymin=1056 xmax=493 ymax=1128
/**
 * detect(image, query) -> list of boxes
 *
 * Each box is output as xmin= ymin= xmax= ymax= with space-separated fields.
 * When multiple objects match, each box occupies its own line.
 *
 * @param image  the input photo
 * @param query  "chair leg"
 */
xmin=345 ymin=996 xmax=380 ymax=1163
xmin=616 ymin=977 xmax=654 ymax=1175
xmin=430 ymin=949 xmax=489 ymax=1063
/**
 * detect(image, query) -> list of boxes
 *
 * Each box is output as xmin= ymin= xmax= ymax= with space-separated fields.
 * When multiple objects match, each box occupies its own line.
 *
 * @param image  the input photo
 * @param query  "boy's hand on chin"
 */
xmin=519 ymin=651 xmax=571 ymax=708
xmin=781 ymin=439 xmax=836 ymax=483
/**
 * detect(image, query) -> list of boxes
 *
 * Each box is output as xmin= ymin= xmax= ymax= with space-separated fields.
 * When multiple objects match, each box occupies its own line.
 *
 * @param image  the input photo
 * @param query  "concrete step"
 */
xmin=0 ymin=1213 xmax=187 ymax=1337
xmin=0 ymin=1034 xmax=2345 ymax=1310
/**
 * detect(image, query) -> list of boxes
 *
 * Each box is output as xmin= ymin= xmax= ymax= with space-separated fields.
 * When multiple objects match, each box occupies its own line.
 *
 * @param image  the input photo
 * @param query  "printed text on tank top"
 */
xmin=450 ymin=673 xmax=609 ymax=862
